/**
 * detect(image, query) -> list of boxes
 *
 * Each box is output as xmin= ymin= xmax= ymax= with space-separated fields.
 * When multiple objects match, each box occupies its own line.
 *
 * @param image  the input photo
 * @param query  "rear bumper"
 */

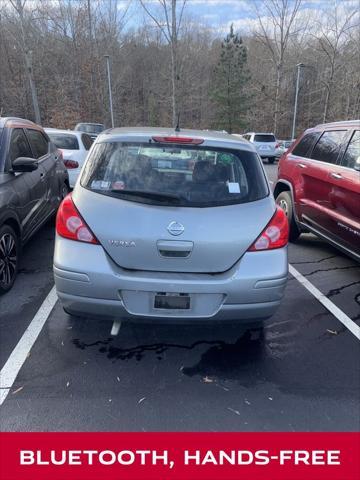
xmin=257 ymin=149 xmax=277 ymax=158
xmin=58 ymin=292 xmax=282 ymax=324
xmin=54 ymin=236 xmax=288 ymax=323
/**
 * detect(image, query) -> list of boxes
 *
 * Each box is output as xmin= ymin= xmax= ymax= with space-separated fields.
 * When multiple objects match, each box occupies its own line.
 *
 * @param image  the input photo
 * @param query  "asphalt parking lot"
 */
xmin=0 ymin=164 xmax=359 ymax=432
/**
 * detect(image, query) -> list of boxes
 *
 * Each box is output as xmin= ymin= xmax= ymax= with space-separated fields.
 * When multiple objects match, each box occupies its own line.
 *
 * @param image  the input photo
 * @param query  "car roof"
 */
xmin=314 ymin=119 xmax=360 ymax=129
xmin=303 ymin=119 xmax=360 ymax=136
xmin=245 ymin=132 xmax=276 ymax=136
xmin=98 ymin=127 xmax=255 ymax=151
xmin=75 ymin=122 xmax=104 ymax=126
xmin=0 ymin=117 xmax=42 ymax=130
xmin=45 ymin=128 xmax=83 ymax=136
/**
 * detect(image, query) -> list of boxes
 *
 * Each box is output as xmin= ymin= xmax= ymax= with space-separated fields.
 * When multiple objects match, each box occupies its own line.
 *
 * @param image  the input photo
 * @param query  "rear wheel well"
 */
xmin=274 ymin=182 xmax=290 ymax=199
xmin=2 ymin=218 xmax=21 ymax=240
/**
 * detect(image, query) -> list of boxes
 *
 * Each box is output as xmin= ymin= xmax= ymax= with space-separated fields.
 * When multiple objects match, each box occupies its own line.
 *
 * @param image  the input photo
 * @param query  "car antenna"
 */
xmin=175 ymin=113 xmax=180 ymax=132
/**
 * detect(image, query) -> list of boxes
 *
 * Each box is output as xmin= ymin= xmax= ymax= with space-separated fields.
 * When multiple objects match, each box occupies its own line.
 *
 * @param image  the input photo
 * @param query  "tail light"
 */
xmin=248 ymin=206 xmax=288 ymax=251
xmin=56 ymin=194 xmax=99 ymax=244
xmin=275 ymin=143 xmax=280 ymax=148
xmin=64 ymin=159 xmax=79 ymax=169
xmin=152 ymin=136 xmax=204 ymax=145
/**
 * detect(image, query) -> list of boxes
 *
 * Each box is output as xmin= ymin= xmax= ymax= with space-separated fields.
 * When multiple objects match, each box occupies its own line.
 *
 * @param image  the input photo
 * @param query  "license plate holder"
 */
xmin=154 ymin=293 xmax=190 ymax=310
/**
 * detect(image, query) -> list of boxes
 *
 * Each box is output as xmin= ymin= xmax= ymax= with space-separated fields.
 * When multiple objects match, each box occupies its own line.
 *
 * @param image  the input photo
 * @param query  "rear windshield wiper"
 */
xmin=110 ymin=189 xmax=183 ymax=203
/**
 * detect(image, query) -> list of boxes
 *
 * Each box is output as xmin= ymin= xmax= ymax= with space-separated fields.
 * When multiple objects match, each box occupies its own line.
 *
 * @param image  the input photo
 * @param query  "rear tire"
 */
xmin=0 ymin=225 xmax=19 ymax=295
xmin=276 ymin=191 xmax=301 ymax=242
xmin=268 ymin=157 xmax=276 ymax=164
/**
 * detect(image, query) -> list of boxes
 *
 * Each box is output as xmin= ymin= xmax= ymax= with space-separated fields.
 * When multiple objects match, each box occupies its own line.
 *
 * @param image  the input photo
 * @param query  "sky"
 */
xmin=118 ymin=0 xmax=360 ymax=35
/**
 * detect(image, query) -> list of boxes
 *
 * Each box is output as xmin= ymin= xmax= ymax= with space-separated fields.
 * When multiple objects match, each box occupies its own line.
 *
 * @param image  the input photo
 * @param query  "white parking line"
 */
xmin=0 ymin=286 xmax=58 ymax=406
xmin=289 ymin=265 xmax=360 ymax=340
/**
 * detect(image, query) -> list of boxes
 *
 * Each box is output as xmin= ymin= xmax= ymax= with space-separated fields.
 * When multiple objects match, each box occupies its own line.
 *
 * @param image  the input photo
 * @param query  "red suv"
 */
xmin=274 ymin=120 xmax=360 ymax=261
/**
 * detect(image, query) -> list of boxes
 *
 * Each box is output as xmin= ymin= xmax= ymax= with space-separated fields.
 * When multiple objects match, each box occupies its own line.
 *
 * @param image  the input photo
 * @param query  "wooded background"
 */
xmin=0 ymin=0 xmax=359 ymax=139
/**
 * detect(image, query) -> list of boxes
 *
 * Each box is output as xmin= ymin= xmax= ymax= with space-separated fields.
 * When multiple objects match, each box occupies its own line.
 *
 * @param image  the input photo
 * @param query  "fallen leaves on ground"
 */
xmin=202 ymin=376 xmax=215 ymax=383
xmin=227 ymin=407 xmax=240 ymax=416
xmin=12 ymin=386 xmax=24 ymax=395
xmin=326 ymin=329 xmax=338 ymax=335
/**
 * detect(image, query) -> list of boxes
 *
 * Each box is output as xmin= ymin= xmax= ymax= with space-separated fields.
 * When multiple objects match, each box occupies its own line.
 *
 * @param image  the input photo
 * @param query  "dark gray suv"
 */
xmin=0 ymin=117 xmax=69 ymax=294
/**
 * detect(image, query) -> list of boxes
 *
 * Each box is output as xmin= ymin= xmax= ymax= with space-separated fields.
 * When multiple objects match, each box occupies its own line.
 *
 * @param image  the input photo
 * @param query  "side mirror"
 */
xmin=12 ymin=157 xmax=38 ymax=173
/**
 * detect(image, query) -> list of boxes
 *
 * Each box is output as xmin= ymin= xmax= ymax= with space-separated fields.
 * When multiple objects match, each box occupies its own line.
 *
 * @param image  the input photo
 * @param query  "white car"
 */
xmin=45 ymin=129 xmax=93 ymax=187
xmin=242 ymin=132 xmax=278 ymax=164
xmin=276 ymin=139 xmax=294 ymax=159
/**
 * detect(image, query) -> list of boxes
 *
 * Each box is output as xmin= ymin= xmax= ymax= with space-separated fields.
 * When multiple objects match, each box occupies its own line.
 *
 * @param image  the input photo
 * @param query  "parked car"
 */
xmin=45 ymin=128 xmax=93 ymax=187
xmin=74 ymin=123 xmax=105 ymax=140
xmin=242 ymin=132 xmax=278 ymax=164
xmin=274 ymin=120 xmax=360 ymax=261
xmin=0 ymin=117 xmax=69 ymax=294
xmin=276 ymin=139 xmax=294 ymax=159
xmin=54 ymin=127 xmax=289 ymax=324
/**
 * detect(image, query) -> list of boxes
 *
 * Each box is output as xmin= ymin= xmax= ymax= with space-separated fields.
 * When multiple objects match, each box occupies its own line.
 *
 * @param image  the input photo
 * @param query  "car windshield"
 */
xmin=254 ymin=134 xmax=276 ymax=143
xmin=81 ymin=142 xmax=269 ymax=207
xmin=48 ymin=133 xmax=79 ymax=150
xmin=77 ymin=124 xmax=104 ymax=134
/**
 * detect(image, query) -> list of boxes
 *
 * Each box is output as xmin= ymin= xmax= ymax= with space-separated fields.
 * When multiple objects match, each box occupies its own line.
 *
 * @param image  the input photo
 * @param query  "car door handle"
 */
xmin=330 ymin=172 xmax=342 ymax=179
xmin=297 ymin=163 xmax=307 ymax=169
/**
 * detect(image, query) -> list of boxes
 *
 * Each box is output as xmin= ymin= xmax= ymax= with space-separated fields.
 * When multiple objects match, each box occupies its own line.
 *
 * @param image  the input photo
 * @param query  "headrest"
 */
xmin=193 ymin=161 xmax=216 ymax=183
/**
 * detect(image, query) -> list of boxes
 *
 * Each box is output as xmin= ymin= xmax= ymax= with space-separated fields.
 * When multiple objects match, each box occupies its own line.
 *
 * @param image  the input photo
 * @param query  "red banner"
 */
xmin=0 ymin=432 xmax=359 ymax=480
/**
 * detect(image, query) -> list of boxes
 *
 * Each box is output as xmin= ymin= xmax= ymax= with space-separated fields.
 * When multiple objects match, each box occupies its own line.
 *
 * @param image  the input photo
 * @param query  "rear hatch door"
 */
xmin=74 ymin=188 xmax=275 ymax=273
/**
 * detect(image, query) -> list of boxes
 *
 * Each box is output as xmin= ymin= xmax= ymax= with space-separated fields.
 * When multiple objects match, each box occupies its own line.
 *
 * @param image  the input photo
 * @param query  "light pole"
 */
xmin=291 ymin=63 xmax=304 ymax=140
xmin=104 ymin=55 xmax=114 ymax=128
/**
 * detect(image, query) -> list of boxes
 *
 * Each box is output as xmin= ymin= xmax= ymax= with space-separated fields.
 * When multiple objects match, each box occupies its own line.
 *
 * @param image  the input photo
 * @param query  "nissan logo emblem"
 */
xmin=167 ymin=221 xmax=185 ymax=236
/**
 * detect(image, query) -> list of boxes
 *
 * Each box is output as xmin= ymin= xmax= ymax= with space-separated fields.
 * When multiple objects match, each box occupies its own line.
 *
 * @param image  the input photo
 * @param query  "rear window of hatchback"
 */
xmin=49 ymin=133 xmax=79 ymax=150
xmin=254 ymin=134 xmax=276 ymax=143
xmin=81 ymin=142 xmax=269 ymax=208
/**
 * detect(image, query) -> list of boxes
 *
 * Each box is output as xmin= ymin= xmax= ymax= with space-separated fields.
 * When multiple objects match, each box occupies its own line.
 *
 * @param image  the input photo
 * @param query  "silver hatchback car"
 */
xmin=54 ymin=128 xmax=288 ymax=323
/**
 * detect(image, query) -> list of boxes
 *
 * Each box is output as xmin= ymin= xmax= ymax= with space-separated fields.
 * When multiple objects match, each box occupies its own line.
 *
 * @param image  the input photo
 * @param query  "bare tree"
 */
xmin=253 ymin=0 xmax=303 ymax=135
xmin=9 ymin=0 xmax=41 ymax=123
xmin=314 ymin=4 xmax=359 ymax=122
xmin=139 ymin=0 xmax=187 ymax=127
xmin=1 ymin=0 xmax=358 ymax=133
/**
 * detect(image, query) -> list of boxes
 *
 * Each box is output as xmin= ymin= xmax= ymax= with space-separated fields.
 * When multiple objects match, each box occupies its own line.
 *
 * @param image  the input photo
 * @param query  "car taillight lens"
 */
xmin=64 ymin=159 xmax=79 ymax=169
xmin=56 ymin=194 xmax=99 ymax=244
xmin=248 ymin=206 xmax=288 ymax=251
xmin=275 ymin=143 xmax=280 ymax=148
